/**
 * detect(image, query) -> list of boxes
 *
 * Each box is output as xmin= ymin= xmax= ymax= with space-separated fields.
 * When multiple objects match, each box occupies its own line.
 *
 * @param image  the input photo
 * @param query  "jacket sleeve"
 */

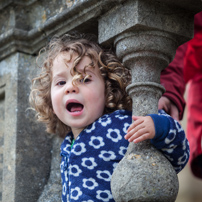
xmin=160 ymin=44 xmax=187 ymax=120
xmin=149 ymin=110 xmax=190 ymax=174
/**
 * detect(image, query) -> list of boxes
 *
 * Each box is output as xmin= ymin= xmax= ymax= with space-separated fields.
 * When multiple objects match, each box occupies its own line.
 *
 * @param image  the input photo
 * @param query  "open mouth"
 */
xmin=66 ymin=102 xmax=84 ymax=113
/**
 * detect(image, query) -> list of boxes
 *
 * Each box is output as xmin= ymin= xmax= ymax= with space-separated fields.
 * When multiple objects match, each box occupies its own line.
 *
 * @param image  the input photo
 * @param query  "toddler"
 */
xmin=29 ymin=34 xmax=189 ymax=202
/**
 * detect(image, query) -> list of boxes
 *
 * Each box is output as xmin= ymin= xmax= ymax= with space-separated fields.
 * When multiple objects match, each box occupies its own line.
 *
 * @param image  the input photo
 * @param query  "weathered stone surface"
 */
xmin=0 ymin=76 xmax=5 ymax=201
xmin=0 ymin=0 xmax=125 ymax=60
xmin=38 ymin=136 xmax=63 ymax=202
xmin=111 ymin=141 xmax=179 ymax=202
xmin=99 ymin=0 xmax=196 ymax=45
xmin=110 ymin=31 xmax=180 ymax=201
xmin=0 ymin=53 xmax=52 ymax=202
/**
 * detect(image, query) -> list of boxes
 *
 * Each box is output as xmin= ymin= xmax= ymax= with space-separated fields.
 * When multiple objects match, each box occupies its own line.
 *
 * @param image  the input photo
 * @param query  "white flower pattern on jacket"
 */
xmin=60 ymin=110 xmax=189 ymax=202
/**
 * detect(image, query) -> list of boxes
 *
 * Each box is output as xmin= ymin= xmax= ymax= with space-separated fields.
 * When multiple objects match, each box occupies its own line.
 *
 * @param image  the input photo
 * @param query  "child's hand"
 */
xmin=158 ymin=96 xmax=179 ymax=121
xmin=124 ymin=116 xmax=155 ymax=143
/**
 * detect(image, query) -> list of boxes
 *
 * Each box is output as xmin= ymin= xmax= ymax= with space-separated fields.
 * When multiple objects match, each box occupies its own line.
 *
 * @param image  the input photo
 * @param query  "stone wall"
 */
xmin=0 ymin=0 xmax=201 ymax=201
xmin=0 ymin=76 xmax=5 ymax=201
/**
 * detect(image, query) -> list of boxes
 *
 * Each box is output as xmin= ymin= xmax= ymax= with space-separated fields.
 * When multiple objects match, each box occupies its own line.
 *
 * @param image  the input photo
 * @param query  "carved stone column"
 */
xmin=111 ymin=31 xmax=179 ymax=202
xmin=99 ymin=0 xmax=202 ymax=201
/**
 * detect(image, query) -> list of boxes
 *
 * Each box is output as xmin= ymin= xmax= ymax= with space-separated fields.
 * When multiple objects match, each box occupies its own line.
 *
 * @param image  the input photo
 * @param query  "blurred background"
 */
xmin=176 ymin=85 xmax=202 ymax=202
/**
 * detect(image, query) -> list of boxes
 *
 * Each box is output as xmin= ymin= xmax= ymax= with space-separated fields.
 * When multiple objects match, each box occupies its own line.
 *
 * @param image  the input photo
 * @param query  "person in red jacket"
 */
xmin=159 ymin=11 xmax=202 ymax=178
xmin=184 ymin=21 xmax=202 ymax=179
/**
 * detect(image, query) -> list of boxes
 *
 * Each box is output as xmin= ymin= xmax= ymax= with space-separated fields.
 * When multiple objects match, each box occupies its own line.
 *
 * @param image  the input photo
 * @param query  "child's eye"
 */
xmin=80 ymin=78 xmax=91 ymax=83
xmin=80 ymin=77 xmax=91 ymax=83
xmin=57 ymin=81 xmax=66 ymax=86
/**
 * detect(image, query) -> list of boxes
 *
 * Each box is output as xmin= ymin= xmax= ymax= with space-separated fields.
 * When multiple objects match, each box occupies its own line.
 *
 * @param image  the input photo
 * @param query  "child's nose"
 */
xmin=65 ymin=82 xmax=79 ymax=94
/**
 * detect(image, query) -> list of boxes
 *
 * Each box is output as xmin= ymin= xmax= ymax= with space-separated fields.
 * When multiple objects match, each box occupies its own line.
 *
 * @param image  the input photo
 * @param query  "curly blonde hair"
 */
xmin=29 ymin=33 xmax=132 ymax=137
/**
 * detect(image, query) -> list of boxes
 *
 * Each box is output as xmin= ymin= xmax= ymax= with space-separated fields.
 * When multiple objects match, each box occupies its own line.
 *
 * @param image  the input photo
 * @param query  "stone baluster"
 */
xmin=111 ymin=30 xmax=179 ymax=202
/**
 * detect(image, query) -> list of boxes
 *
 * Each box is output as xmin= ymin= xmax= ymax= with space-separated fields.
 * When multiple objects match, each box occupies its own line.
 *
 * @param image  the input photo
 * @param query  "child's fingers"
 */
xmin=125 ymin=124 xmax=145 ymax=140
xmin=133 ymin=132 xmax=151 ymax=143
xmin=127 ymin=117 xmax=144 ymax=133
xmin=125 ymin=116 xmax=155 ymax=143
xmin=127 ymin=128 xmax=148 ymax=142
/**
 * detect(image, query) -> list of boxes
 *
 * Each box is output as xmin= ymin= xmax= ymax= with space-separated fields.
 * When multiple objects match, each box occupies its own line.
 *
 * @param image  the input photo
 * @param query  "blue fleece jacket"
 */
xmin=60 ymin=109 xmax=189 ymax=202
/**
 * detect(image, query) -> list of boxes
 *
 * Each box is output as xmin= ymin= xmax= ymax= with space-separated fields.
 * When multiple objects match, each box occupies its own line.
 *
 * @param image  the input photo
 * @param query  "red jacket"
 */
xmin=184 ymin=16 xmax=202 ymax=178
xmin=184 ymin=32 xmax=202 ymax=84
xmin=160 ymin=11 xmax=202 ymax=178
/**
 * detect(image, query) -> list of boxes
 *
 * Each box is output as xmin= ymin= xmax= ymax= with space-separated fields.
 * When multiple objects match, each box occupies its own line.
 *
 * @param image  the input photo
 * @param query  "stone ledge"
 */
xmin=0 ymin=0 xmax=37 ymax=10
xmin=99 ymin=0 xmax=199 ymax=46
xmin=0 ymin=0 xmax=126 ymax=61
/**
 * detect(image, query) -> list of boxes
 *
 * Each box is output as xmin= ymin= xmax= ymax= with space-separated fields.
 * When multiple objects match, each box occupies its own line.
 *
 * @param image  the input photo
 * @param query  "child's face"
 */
xmin=51 ymin=52 xmax=105 ymax=139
